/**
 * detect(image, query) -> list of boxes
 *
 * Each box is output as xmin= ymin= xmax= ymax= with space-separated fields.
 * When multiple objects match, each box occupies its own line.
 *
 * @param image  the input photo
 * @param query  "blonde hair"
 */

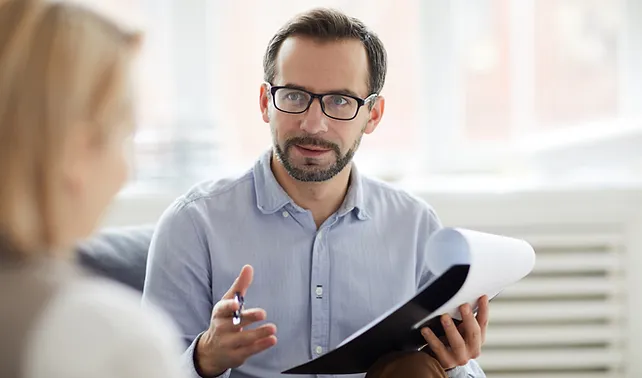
xmin=0 ymin=0 xmax=140 ymax=258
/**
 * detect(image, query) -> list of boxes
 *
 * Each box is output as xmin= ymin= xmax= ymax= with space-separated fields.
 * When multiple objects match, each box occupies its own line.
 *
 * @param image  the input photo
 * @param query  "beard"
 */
xmin=273 ymin=132 xmax=362 ymax=182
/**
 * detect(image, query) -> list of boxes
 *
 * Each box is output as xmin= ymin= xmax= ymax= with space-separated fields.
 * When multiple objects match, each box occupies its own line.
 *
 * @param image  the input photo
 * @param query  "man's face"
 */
xmin=260 ymin=36 xmax=384 ymax=182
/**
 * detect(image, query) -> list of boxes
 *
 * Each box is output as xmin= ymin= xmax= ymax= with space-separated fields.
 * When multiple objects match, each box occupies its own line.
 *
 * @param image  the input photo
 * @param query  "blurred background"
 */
xmin=81 ymin=0 xmax=642 ymax=377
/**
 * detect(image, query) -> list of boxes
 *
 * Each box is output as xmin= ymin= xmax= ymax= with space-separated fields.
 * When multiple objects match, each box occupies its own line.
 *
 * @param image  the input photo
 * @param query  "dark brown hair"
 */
xmin=263 ymin=7 xmax=387 ymax=96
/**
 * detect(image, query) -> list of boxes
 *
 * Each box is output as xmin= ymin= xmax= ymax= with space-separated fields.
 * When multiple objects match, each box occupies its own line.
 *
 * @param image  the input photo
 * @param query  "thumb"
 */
xmin=223 ymin=264 xmax=253 ymax=299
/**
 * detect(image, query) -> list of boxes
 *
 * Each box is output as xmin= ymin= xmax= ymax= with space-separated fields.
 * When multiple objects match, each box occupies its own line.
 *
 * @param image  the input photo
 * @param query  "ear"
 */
xmin=363 ymin=95 xmax=385 ymax=135
xmin=259 ymin=83 xmax=271 ymax=124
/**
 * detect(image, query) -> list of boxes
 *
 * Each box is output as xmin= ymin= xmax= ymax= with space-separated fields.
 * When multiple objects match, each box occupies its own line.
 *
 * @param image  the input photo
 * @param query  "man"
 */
xmin=142 ymin=8 xmax=487 ymax=378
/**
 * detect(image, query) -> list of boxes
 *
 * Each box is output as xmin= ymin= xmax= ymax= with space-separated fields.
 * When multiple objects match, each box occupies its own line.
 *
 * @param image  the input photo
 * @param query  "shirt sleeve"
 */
xmin=446 ymin=360 xmax=487 ymax=378
xmin=141 ymin=199 xmax=215 ymax=377
xmin=24 ymin=280 xmax=188 ymax=378
xmin=184 ymin=333 xmax=231 ymax=378
xmin=416 ymin=202 xmax=444 ymax=288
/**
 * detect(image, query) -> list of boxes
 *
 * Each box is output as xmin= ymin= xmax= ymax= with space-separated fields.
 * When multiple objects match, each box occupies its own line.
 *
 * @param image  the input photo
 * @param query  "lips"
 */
xmin=293 ymin=144 xmax=332 ymax=158
xmin=296 ymin=144 xmax=330 ymax=152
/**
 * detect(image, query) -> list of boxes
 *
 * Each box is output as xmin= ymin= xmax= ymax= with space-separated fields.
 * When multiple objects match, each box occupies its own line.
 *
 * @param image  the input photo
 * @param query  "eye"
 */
xmin=328 ymin=95 xmax=349 ymax=106
xmin=281 ymin=90 xmax=307 ymax=102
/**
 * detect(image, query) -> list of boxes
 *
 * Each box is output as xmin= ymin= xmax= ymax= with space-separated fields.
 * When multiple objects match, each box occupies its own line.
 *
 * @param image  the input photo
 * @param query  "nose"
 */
xmin=300 ymin=98 xmax=328 ymax=135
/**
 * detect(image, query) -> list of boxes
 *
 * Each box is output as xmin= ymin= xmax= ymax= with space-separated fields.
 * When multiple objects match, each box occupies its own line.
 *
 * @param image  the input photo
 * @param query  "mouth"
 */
xmin=294 ymin=144 xmax=331 ymax=157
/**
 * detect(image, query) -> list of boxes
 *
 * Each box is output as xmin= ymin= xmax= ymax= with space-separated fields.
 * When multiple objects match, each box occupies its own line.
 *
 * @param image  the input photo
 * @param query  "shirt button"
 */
xmin=315 ymin=286 xmax=323 ymax=296
xmin=282 ymin=211 xmax=289 ymax=218
xmin=315 ymin=346 xmax=323 ymax=355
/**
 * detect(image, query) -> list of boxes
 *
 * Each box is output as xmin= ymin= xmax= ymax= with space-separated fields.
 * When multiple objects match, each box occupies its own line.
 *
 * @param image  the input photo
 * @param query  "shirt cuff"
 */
xmin=446 ymin=361 xmax=487 ymax=378
xmin=182 ymin=332 xmax=231 ymax=378
xmin=445 ymin=366 xmax=467 ymax=378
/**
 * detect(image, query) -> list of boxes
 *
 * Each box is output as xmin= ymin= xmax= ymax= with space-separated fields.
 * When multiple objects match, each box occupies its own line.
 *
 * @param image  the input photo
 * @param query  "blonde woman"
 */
xmin=0 ymin=1 xmax=186 ymax=377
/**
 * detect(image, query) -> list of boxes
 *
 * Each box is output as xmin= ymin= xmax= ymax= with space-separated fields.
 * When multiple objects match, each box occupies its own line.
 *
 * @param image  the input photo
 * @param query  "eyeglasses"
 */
xmin=268 ymin=84 xmax=378 ymax=121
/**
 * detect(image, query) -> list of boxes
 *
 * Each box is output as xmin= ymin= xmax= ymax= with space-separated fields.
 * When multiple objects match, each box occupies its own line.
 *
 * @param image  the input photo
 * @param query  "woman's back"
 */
xmin=0 ymin=256 xmax=186 ymax=378
xmin=0 ymin=1 xmax=187 ymax=377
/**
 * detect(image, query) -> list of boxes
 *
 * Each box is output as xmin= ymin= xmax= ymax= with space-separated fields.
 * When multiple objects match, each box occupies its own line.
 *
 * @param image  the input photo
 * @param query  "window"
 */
xmin=80 ymin=0 xmax=640 ymax=194
xmin=456 ymin=0 xmax=622 ymax=138
xmin=534 ymin=0 xmax=620 ymax=128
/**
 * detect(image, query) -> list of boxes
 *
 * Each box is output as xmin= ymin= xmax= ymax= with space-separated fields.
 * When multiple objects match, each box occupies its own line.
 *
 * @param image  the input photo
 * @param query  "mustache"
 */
xmin=284 ymin=136 xmax=340 ymax=154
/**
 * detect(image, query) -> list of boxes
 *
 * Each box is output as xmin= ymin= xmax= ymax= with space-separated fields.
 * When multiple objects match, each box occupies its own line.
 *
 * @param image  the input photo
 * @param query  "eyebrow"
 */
xmin=283 ymin=83 xmax=363 ymax=99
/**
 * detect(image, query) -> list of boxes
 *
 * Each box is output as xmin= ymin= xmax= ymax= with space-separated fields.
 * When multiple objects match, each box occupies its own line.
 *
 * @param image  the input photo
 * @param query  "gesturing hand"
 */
xmin=195 ymin=265 xmax=278 ymax=376
xmin=420 ymin=295 xmax=489 ymax=370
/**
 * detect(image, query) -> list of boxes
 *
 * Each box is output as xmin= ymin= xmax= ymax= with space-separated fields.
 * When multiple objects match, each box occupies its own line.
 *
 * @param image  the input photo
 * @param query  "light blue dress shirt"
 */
xmin=142 ymin=149 xmax=485 ymax=378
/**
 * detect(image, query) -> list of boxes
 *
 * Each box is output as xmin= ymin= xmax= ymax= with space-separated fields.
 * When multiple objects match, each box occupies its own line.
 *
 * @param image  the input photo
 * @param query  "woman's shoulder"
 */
xmin=24 ymin=275 xmax=186 ymax=378
xmin=43 ymin=274 xmax=171 ymax=330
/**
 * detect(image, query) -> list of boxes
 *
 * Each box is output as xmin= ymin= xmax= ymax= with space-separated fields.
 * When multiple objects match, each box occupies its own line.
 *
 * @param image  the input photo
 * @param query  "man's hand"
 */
xmin=420 ymin=295 xmax=489 ymax=370
xmin=195 ymin=265 xmax=278 ymax=376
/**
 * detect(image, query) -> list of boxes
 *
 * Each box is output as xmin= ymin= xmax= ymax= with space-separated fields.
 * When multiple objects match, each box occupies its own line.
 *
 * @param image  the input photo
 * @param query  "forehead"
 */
xmin=274 ymin=36 xmax=370 ymax=97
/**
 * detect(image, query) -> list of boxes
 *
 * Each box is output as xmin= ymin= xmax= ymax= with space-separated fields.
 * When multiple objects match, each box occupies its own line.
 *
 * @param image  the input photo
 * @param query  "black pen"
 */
xmin=233 ymin=291 xmax=244 ymax=325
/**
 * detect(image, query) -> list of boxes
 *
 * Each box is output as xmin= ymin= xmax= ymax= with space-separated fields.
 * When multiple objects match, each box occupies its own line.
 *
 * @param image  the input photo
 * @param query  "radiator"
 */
xmin=476 ymin=230 xmax=625 ymax=378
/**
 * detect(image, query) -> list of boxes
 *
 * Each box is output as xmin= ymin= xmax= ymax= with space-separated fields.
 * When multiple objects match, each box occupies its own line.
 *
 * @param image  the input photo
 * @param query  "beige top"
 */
xmin=0 ymin=254 xmax=187 ymax=378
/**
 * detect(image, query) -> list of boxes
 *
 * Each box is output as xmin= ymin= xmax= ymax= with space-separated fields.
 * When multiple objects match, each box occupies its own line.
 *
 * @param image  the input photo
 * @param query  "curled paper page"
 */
xmin=283 ymin=227 xmax=536 ymax=375
xmin=412 ymin=228 xmax=536 ymax=328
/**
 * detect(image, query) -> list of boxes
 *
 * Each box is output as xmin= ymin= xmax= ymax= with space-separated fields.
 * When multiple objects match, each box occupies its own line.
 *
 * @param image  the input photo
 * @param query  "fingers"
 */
xmin=229 ymin=335 xmax=278 ymax=365
xmin=441 ymin=314 xmax=469 ymax=366
xmin=460 ymin=304 xmax=481 ymax=358
xmin=206 ymin=327 xmax=278 ymax=371
xmin=237 ymin=335 xmax=278 ymax=355
xmin=213 ymin=298 xmax=241 ymax=318
xmin=421 ymin=327 xmax=455 ymax=370
xmin=223 ymin=265 xmax=254 ymax=300
xmin=215 ymin=308 xmax=267 ymax=332
xmin=421 ymin=298 xmax=490 ymax=371
xmin=199 ymin=281 xmax=274 ymax=375
xmin=476 ymin=295 xmax=490 ymax=343
xmin=223 ymin=323 xmax=277 ymax=349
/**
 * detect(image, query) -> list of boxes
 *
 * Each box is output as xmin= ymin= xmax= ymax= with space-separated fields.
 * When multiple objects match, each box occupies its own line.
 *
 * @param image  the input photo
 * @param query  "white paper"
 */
xmin=411 ymin=228 xmax=536 ymax=329
xmin=337 ymin=228 xmax=535 ymax=347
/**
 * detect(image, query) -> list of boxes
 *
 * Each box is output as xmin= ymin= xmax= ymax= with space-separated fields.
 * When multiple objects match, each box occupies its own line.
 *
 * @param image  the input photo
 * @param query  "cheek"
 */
xmin=272 ymin=113 xmax=363 ymax=150
xmin=73 ymin=140 xmax=129 ymax=233
xmin=114 ymin=138 xmax=132 ymax=187
xmin=271 ymin=113 xmax=298 ymax=137
xmin=97 ymin=138 xmax=130 ymax=197
xmin=332 ymin=122 xmax=363 ymax=148
xmin=120 ymin=136 xmax=134 ymax=179
xmin=114 ymin=149 xmax=129 ymax=187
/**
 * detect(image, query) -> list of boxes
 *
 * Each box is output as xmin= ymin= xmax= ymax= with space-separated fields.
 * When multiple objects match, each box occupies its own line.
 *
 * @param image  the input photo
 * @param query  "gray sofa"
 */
xmin=76 ymin=225 xmax=155 ymax=292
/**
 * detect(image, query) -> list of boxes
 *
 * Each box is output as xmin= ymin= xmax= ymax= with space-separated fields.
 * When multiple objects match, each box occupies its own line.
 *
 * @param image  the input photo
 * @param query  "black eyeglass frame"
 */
xmin=267 ymin=83 xmax=378 ymax=121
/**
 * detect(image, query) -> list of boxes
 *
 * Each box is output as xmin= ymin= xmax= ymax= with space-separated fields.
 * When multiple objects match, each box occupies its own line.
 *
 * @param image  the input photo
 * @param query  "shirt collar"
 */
xmin=252 ymin=149 xmax=370 ymax=220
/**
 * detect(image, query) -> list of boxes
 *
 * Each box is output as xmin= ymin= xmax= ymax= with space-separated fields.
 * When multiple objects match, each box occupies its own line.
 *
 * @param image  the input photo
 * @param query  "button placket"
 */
xmin=310 ymin=226 xmax=330 ymax=358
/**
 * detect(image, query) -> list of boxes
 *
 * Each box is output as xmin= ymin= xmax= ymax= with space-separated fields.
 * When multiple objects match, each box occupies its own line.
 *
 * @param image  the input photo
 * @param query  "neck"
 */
xmin=271 ymin=153 xmax=351 ymax=228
